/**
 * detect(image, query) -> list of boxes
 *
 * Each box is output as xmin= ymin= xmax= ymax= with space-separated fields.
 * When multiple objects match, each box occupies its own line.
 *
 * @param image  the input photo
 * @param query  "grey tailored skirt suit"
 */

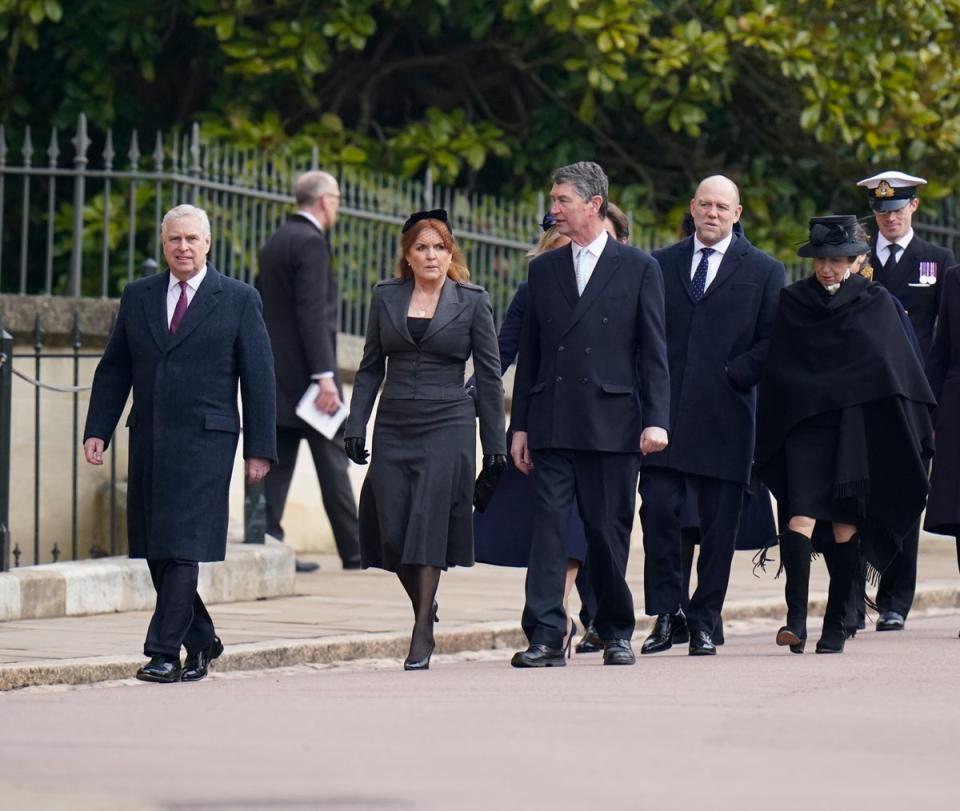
xmin=345 ymin=276 xmax=506 ymax=571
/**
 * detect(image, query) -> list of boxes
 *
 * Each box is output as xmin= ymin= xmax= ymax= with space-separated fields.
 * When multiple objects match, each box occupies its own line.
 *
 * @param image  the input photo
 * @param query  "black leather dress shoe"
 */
xmin=181 ymin=637 xmax=224 ymax=682
xmin=641 ymin=612 xmax=683 ymax=654
xmin=575 ymin=624 xmax=604 ymax=654
xmin=876 ymin=611 xmax=905 ymax=631
xmin=510 ymin=644 xmax=566 ymax=668
xmin=295 ymin=559 xmax=320 ymax=573
xmin=342 ymin=557 xmax=362 ymax=570
xmin=136 ymin=655 xmax=182 ymax=683
xmin=602 ymin=639 xmax=636 ymax=665
xmin=689 ymin=629 xmax=717 ymax=656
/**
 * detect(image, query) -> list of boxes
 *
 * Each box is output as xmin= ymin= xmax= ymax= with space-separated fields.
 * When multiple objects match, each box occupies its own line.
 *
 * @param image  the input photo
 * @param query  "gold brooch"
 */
xmin=860 ymin=264 xmax=874 ymax=281
xmin=875 ymin=180 xmax=895 ymax=199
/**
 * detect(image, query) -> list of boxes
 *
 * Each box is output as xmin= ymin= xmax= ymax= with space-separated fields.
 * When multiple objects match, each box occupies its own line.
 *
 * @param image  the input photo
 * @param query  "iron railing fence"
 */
xmin=0 ymin=114 xmax=677 ymax=337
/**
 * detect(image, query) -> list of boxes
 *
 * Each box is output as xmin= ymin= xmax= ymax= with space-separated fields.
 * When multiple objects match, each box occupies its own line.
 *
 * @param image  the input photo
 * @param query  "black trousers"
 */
xmin=524 ymin=450 xmax=639 ymax=649
xmin=575 ymin=561 xmax=598 ymax=628
xmin=264 ymin=424 xmax=361 ymax=565
xmin=876 ymin=518 xmax=920 ymax=617
xmin=144 ymin=559 xmax=215 ymax=658
xmin=639 ymin=469 xmax=743 ymax=636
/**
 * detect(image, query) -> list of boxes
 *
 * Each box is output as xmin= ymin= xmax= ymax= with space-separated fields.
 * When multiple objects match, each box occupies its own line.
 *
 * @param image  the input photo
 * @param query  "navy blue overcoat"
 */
xmin=84 ymin=267 xmax=278 ymax=562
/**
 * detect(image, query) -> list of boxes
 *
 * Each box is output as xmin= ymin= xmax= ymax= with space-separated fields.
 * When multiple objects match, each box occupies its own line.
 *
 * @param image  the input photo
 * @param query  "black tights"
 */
xmin=397 ymin=564 xmax=441 ymax=661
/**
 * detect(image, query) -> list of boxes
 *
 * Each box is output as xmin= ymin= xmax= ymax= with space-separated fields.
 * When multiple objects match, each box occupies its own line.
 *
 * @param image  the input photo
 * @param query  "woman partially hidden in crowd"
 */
xmin=471 ymin=213 xmax=591 ymax=656
xmin=344 ymin=210 xmax=506 ymax=670
xmin=923 ymin=257 xmax=960 ymax=639
xmin=755 ymin=215 xmax=934 ymax=653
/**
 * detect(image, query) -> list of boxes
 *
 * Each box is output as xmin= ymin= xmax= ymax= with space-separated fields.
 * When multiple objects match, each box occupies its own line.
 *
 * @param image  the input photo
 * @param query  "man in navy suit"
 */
xmin=510 ymin=161 xmax=671 ymax=667
xmin=639 ymin=175 xmax=785 ymax=655
xmin=84 ymin=204 xmax=277 ymax=683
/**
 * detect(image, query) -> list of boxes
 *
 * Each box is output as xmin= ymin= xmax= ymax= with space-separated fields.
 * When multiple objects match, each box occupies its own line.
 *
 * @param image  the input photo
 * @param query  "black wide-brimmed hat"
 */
xmin=797 ymin=215 xmax=869 ymax=258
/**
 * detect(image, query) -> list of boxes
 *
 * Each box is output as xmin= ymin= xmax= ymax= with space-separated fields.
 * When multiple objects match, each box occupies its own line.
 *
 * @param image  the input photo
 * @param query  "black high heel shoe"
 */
xmin=404 ymin=641 xmax=435 ymax=671
xmin=564 ymin=619 xmax=578 ymax=659
xmin=433 ymin=600 xmax=439 ymax=623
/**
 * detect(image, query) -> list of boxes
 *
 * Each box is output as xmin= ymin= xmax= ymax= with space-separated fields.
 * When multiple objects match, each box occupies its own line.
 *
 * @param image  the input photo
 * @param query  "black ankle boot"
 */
xmin=776 ymin=529 xmax=811 ymax=653
xmin=817 ymin=537 xmax=860 ymax=654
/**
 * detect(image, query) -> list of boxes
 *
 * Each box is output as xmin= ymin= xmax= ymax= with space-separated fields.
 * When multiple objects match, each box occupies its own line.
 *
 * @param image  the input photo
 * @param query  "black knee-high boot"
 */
xmin=776 ymin=529 xmax=811 ymax=653
xmin=817 ymin=536 xmax=860 ymax=653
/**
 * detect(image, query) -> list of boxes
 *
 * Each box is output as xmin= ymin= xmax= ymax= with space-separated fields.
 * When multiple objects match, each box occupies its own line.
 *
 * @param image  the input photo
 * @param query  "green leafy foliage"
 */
xmin=3 ymin=0 xmax=960 ymax=258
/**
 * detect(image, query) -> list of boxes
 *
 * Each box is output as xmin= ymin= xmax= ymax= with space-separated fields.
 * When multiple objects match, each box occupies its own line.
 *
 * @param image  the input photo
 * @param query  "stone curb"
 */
xmin=2 ymin=583 xmax=957 ymax=692
xmin=0 ymin=540 xmax=295 ymax=622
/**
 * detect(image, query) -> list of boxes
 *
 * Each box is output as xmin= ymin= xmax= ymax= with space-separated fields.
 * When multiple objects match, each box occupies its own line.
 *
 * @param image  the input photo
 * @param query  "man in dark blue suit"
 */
xmin=84 ymin=205 xmax=277 ymax=683
xmin=510 ymin=161 xmax=671 ymax=668
xmin=639 ymin=175 xmax=785 ymax=655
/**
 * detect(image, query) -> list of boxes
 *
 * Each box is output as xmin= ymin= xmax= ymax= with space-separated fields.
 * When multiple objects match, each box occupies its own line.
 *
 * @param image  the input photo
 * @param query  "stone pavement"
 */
xmin=0 ymin=532 xmax=957 ymax=690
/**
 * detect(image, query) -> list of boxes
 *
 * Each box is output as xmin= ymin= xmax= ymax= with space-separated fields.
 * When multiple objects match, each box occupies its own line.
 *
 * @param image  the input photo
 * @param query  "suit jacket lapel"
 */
xmin=143 ymin=271 xmax=170 ymax=351
xmin=165 ymin=267 xmax=222 ymax=352
xmin=562 ymin=239 xmax=620 ymax=335
xmin=674 ymin=237 xmax=697 ymax=303
xmin=557 ymin=244 xmax=579 ymax=309
xmin=381 ymin=279 xmax=417 ymax=347
xmin=700 ymin=233 xmax=747 ymax=301
xmin=421 ymin=277 xmax=467 ymax=343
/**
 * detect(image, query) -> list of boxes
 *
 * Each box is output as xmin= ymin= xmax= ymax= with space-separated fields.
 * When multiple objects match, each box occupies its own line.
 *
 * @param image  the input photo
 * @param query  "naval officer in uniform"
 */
xmin=856 ymin=170 xmax=956 ymax=632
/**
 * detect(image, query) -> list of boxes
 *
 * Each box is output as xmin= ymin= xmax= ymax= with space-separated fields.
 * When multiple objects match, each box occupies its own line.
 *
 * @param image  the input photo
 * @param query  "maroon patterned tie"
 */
xmin=169 ymin=280 xmax=189 ymax=334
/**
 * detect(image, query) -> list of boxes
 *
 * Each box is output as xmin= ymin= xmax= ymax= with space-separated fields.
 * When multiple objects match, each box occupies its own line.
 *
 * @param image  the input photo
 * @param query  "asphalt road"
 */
xmin=1 ymin=613 xmax=959 ymax=811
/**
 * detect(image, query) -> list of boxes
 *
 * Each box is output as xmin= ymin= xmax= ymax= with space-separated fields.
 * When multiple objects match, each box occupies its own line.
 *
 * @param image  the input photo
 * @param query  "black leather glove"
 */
xmin=344 ymin=436 xmax=369 ymax=465
xmin=473 ymin=454 xmax=508 ymax=512
xmin=482 ymin=454 xmax=507 ymax=476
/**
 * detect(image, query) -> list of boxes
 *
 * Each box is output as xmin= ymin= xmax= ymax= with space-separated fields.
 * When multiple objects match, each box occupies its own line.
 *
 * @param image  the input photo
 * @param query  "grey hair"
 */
xmin=295 ymin=170 xmax=338 ymax=206
xmin=161 ymin=204 xmax=211 ymax=239
xmin=552 ymin=161 xmax=609 ymax=218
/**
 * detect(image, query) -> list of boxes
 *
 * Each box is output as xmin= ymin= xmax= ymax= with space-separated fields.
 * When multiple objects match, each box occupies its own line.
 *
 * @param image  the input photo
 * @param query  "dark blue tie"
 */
xmin=692 ymin=247 xmax=713 ymax=301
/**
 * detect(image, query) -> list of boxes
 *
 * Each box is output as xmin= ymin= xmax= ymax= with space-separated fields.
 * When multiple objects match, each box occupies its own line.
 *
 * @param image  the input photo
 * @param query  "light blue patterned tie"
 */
xmin=575 ymin=247 xmax=588 ymax=295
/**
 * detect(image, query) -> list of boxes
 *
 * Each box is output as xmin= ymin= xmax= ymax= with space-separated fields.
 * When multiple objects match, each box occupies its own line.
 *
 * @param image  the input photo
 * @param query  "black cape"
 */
xmin=755 ymin=274 xmax=935 ymax=573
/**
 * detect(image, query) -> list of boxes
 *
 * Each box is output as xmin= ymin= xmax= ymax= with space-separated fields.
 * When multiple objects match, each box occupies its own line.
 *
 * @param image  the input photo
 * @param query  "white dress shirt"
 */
xmin=689 ymin=231 xmax=734 ymax=292
xmin=166 ymin=266 xmax=207 ymax=327
xmin=877 ymin=228 xmax=914 ymax=265
xmin=572 ymin=229 xmax=609 ymax=292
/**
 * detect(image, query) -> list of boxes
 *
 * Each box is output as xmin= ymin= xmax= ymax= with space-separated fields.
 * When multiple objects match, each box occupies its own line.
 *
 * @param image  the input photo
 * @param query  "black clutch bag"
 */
xmin=473 ymin=464 xmax=505 ymax=512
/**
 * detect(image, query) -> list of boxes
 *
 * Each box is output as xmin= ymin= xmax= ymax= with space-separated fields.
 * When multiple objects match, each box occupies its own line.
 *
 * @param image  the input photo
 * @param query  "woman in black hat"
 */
xmin=755 ymin=215 xmax=935 ymax=653
xmin=344 ymin=210 xmax=507 ymax=670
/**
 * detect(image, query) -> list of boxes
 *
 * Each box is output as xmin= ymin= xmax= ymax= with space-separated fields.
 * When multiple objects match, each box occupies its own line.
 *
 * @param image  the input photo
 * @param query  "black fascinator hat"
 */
xmin=797 ymin=215 xmax=869 ymax=258
xmin=401 ymin=208 xmax=451 ymax=235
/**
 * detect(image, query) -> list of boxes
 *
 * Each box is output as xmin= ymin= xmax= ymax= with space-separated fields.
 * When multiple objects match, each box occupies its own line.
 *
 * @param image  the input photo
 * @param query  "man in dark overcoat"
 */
xmin=639 ymin=175 xmax=785 ymax=655
xmin=83 ymin=204 xmax=277 ymax=683
xmin=510 ymin=161 xmax=671 ymax=668
xmin=856 ymin=170 xmax=958 ymax=631
xmin=257 ymin=170 xmax=361 ymax=572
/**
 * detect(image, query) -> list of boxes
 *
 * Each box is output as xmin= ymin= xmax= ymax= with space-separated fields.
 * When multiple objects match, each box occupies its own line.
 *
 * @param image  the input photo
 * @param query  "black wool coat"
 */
xmin=643 ymin=234 xmax=785 ymax=484
xmin=256 ymin=214 xmax=340 ymax=427
xmin=510 ymin=237 xmax=670 ymax=452
xmin=870 ymin=234 xmax=957 ymax=361
xmin=925 ymin=264 xmax=960 ymax=536
xmin=83 ymin=267 xmax=278 ymax=562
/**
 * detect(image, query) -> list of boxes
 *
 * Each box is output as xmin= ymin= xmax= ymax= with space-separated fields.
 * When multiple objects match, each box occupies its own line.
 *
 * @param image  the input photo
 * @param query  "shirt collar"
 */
xmin=169 ymin=265 xmax=207 ymax=292
xmin=297 ymin=210 xmax=324 ymax=233
xmin=693 ymin=231 xmax=734 ymax=256
xmin=573 ymin=228 xmax=608 ymax=258
xmin=877 ymin=228 xmax=914 ymax=253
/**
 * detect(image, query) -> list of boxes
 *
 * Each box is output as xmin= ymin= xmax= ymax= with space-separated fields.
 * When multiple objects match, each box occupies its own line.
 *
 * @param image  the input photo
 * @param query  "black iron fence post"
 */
xmin=0 ymin=323 xmax=12 ymax=571
xmin=244 ymin=479 xmax=266 ymax=544
xmin=0 ymin=320 xmax=13 ymax=572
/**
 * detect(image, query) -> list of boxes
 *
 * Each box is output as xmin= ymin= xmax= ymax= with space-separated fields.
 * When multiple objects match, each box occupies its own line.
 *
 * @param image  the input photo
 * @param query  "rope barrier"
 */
xmin=0 ymin=353 xmax=93 ymax=392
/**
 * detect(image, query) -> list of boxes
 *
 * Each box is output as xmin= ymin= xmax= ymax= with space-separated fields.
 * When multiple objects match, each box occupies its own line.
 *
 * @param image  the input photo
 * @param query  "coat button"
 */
xmin=602 ymin=317 xmax=609 ymax=324
xmin=558 ymin=345 xmax=565 ymax=351
xmin=556 ymin=376 xmax=563 ymax=382
xmin=582 ymin=377 xmax=588 ymax=383
xmin=585 ymin=347 xmax=592 ymax=354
